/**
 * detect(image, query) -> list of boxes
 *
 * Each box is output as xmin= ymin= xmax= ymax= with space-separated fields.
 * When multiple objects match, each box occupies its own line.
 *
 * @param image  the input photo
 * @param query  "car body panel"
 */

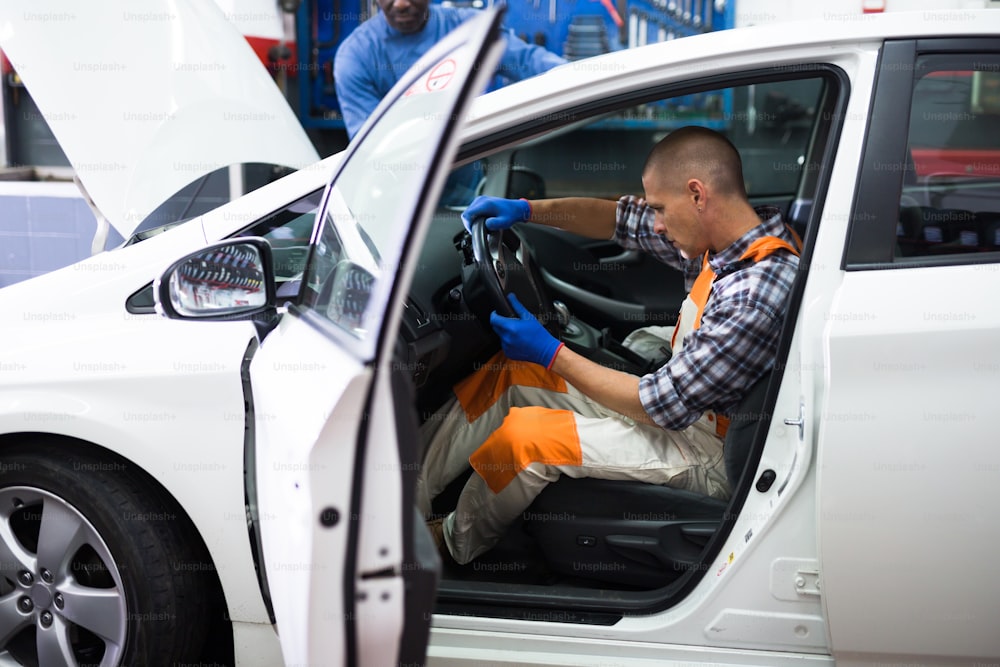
xmin=820 ymin=257 xmax=1000 ymax=661
xmin=0 ymin=151 xmax=343 ymax=644
xmin=427 ymin=627 xmax=836 ymax=666
xmin=0 ymin=0 xmax=318 ymax=237
xmin=0 ymin=219 xmax=276 ymax=627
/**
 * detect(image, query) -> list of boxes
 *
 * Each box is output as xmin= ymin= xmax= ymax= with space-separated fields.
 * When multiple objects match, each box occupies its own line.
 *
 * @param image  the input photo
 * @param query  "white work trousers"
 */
xmin=417 ymin=352 xmax=729 ymax=565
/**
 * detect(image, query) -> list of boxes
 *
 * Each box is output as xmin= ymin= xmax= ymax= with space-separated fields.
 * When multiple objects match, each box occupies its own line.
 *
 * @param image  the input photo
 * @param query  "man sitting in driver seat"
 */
xmin=418 ymin=126 xmax=800 ymax=565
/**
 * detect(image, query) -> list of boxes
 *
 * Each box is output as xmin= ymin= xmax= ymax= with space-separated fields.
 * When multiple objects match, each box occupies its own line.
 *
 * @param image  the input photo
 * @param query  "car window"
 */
xmin=126 ymin=163 xmax=299 ymax=244
xmin=297 ymin=18 xmax=501 ymax=351
xmin=239 ymin=189 xmax=323 ymax=291
xmin=456 ymin=79 xmax=825 ymax=206
xmin=896 ymin=55 xmax=1000 ymax=259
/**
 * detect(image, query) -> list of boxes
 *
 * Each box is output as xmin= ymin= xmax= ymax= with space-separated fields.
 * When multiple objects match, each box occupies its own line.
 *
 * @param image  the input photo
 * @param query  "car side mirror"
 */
xmin=154 ymin=237 xmax=279 ymax=335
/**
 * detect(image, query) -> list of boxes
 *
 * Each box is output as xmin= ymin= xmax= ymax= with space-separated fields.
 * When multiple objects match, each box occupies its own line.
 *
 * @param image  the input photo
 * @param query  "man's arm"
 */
xmin=463 ymin=196 xmax=689 ymax=271
xmin=527 ymin=197 xmax=618 ymax=240
xmin=462 ymin=196 xmax=618 ymax=238
xmin=333 ymin=40 xmax=384 ymax=139
xmin=495 ymin=30 xmax=567 ymax=82
xmin=490 ymin=294 xmax=656 ymax=425
xmin=550 ymin=346 xmax=656 ymax=426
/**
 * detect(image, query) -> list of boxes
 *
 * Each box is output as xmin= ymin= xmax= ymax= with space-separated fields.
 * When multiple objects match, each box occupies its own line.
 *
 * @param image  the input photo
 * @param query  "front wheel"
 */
xmin=0 ymin=441 xmax=217 ymax=666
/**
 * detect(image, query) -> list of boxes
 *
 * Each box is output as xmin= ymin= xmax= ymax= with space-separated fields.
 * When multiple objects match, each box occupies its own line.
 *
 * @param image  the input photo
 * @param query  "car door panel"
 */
xmin=248 ymin=9 xmax=508 ymax=665
xmin=388 ymin=368 xmax=442 ymax=667
xmin=250 ymin=315 xmax=369 ymax=665
xmin=820 ymin=266 xmax=1000 ymax=661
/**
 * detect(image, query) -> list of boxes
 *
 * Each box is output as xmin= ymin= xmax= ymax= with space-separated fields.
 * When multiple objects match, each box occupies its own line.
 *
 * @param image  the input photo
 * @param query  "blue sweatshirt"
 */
xmin=334 ymin=6 xmax=566 ymax=138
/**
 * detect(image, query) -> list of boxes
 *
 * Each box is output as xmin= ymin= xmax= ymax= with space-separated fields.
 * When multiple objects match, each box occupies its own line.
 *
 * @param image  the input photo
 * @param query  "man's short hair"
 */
xmin=643 ymin=126 xmax=747 ymax=198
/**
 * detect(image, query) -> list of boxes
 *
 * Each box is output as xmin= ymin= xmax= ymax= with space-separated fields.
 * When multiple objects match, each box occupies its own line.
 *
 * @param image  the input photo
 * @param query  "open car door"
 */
xmin=245 ymin=9 xmax=506 ymax=666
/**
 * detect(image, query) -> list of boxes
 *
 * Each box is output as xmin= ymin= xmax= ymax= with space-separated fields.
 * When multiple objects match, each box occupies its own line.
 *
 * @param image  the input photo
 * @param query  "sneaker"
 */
xmin=427 ymin=517 xmax=456 ymax=566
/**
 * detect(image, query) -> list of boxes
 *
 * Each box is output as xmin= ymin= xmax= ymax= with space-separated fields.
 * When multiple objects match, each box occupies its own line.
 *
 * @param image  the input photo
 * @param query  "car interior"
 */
xmin=895 ymin=63 xmax=1000 ymax=259
xmin=382 ymin=70 xmax=845 ymax=617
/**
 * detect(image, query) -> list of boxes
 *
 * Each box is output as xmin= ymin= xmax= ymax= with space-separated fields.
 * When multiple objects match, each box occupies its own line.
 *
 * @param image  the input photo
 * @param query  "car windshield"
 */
xmin=297 ymin=22 xmax=494 ymax=352
xmin=299 ymin=84 xmax=460 ymax=338
xmin=124 ymin=162 xmax=297 ymax=245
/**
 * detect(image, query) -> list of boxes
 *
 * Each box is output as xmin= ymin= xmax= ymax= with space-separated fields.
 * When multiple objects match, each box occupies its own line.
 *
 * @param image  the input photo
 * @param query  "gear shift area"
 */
xmin=551 ymin=299 xmax=666 ymax=375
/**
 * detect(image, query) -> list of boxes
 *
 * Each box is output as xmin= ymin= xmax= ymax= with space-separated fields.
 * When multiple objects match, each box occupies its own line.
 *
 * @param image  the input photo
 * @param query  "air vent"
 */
xmin=403 ymin=298 xmax=431 ymax=328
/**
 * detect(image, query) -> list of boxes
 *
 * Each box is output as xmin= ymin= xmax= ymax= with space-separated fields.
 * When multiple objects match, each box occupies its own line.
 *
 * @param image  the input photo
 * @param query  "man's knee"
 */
xmin=469 ymin=407 xmax=582 ymax=494
xmin=497 ymin=406 xmax=548 ymax=443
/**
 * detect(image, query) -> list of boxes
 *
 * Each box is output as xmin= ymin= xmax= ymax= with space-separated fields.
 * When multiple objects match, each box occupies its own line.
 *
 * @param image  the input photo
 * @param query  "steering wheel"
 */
xmin=466 ymin=216 xmax=560 ymax=336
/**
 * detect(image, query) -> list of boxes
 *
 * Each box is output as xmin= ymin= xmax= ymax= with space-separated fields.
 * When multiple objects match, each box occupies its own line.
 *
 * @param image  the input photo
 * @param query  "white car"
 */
xmin=2 ymin=1 xmax=1000 ymax=666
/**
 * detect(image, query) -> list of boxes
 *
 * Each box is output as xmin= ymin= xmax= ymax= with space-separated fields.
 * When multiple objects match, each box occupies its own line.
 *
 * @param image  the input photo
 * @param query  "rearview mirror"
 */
xmin=155 ymin=238 xmax=277 ymax=321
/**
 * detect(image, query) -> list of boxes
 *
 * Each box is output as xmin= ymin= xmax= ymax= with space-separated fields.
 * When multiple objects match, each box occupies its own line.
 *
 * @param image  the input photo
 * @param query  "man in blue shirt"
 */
xmin=334 ymin=0 xmax=566 ymax=138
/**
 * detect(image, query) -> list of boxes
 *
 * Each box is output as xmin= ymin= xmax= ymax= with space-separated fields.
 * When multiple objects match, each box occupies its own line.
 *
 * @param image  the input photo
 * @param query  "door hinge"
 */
xmin=793 ymin=568 xmax=821 ymax=597
xmin=771 ymin=557 xmax=821 ymax=601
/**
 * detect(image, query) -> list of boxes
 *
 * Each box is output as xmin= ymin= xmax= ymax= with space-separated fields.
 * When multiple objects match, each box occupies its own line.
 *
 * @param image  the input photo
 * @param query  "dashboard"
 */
xmin=398 ymin=210 xmax=499 ymax=416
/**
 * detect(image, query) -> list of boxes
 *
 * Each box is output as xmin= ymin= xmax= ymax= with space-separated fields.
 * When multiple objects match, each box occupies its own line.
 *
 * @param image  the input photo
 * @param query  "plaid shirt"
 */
xmin=614 ymin=196 xmax=799 ymax=430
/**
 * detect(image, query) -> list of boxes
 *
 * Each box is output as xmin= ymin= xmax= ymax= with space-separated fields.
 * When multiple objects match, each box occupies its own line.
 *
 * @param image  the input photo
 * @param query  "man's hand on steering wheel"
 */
xmin=461 ymin=196 xmax=561 ymax=338
xmin=461 ymin=195 xmax=532 ymax=233
xmin=490 ymin=294 xmax=564 ymax=369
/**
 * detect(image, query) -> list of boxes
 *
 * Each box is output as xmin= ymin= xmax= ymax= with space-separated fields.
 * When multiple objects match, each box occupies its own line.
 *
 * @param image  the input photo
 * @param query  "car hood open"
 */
xmin=0 ymin=0 xmax=319 ymax=238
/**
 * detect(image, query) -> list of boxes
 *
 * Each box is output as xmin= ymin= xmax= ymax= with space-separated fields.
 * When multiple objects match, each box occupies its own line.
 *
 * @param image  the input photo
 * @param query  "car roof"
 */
xmin=463 ymin=9 xmax=1000 ymax=142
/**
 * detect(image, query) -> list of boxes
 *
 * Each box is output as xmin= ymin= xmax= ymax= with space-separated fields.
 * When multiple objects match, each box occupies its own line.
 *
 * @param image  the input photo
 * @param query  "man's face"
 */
xmin=377 ymin=0 xmax=430 ymax=33
xmin=642 ymin=171 xmax=710 ymax=260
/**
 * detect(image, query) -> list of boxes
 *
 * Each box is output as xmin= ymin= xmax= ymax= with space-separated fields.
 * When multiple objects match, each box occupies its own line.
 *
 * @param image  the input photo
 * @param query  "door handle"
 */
xmin=599 ymin=249 xmax=641 ymax=266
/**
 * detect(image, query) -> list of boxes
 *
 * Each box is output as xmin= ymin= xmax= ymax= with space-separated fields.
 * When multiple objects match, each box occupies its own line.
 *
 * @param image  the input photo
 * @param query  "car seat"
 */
xmin=522 ymin=373 xmax=773 ymax=588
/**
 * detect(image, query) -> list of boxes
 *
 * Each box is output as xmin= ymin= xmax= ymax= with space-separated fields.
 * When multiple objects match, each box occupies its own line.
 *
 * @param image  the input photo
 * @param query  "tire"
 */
xmin=0 ymin=440 xmax=217 ymax=666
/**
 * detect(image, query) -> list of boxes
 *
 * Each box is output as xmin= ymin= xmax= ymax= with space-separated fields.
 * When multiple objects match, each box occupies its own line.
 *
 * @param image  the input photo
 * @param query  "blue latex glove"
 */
xmin=490 ymin=294 xmax=564 ymax=369
xmin=461 ymin=195 xmax=531 ymax=233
